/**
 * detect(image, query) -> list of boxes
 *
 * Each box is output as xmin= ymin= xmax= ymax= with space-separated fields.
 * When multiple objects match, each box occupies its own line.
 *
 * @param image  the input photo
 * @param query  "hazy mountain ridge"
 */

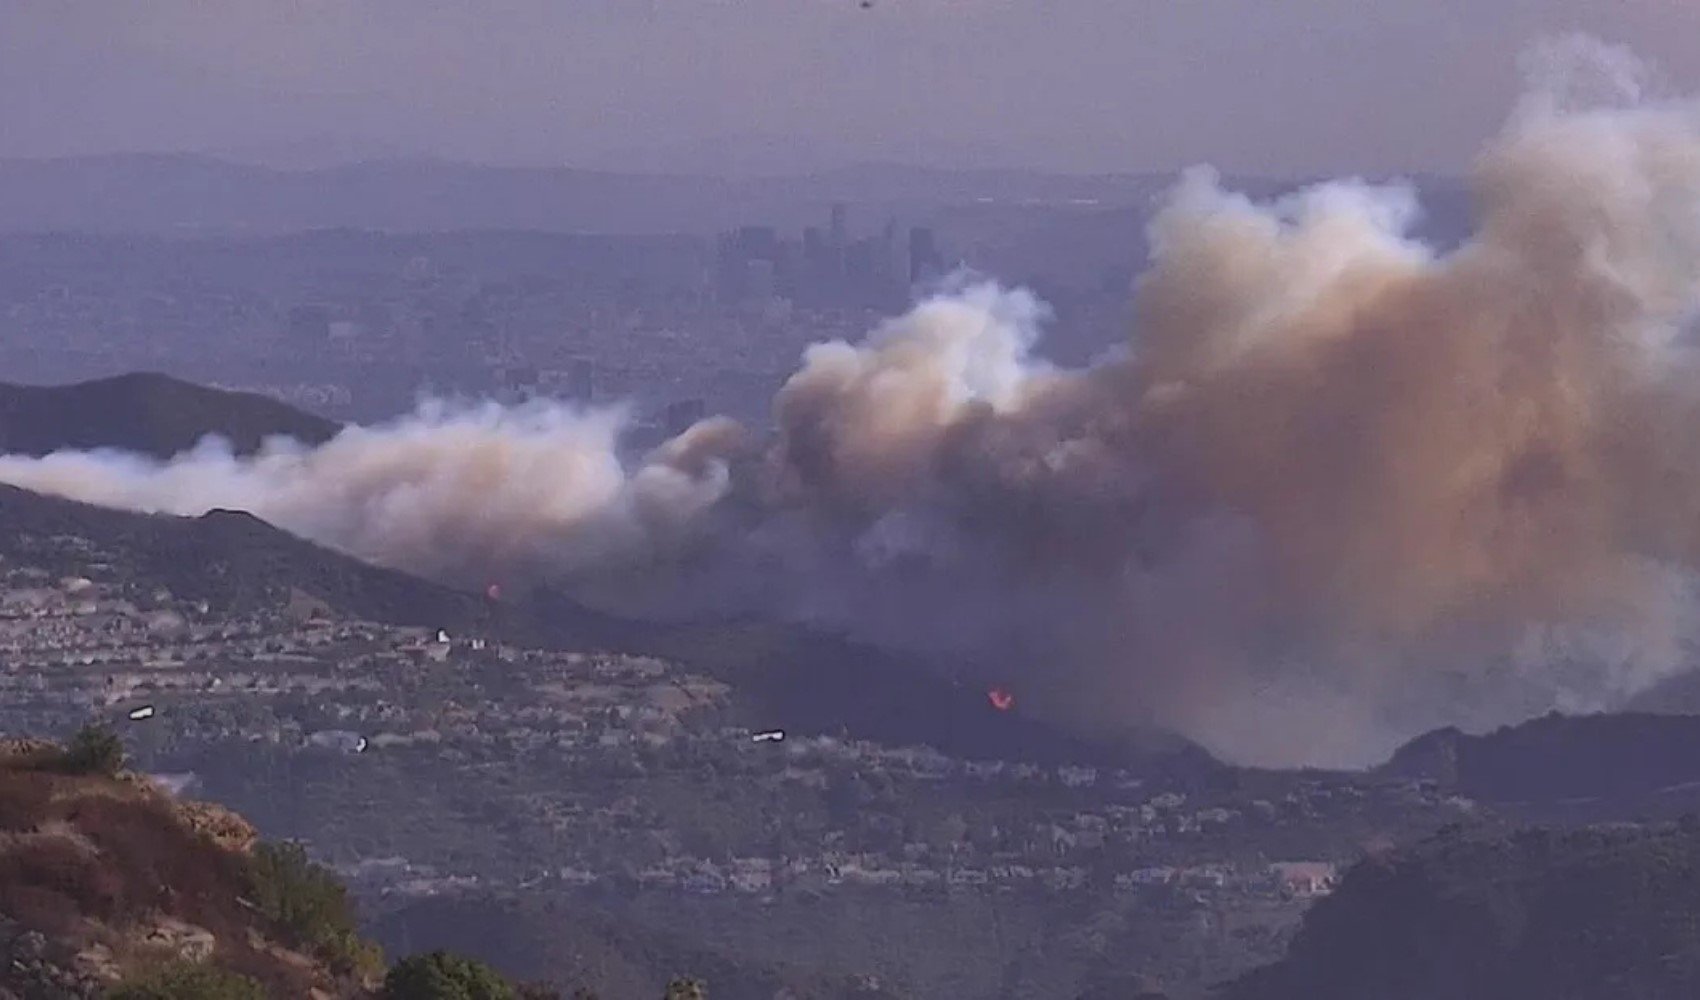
xmin=0 ymin=153 xmax=1363 ymax=236
xmin=0 ymin=372 xmax=340 ymax=460
xmin=1378 ymin=712 xmax=1700 ymax=823
xmin=936 ymin=173 xmax=1473 ymax=297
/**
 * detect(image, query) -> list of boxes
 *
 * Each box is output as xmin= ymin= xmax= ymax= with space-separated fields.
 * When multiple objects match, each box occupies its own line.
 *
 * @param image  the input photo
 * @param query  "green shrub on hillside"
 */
xmin=382 ymin=950 xmax=516 ymax=1000
xmin=60 ymin=724 xmax=125 ymax=777
xmin=105 ymin=960 xmax=266 ymax=1000
xmin=246 ymin=840 xmax=382 ymax=976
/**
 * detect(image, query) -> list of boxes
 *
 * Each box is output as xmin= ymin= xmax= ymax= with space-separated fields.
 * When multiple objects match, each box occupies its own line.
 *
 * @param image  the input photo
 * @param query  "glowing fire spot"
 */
xmin=987 ymin=687 xmax=1015 ymax=712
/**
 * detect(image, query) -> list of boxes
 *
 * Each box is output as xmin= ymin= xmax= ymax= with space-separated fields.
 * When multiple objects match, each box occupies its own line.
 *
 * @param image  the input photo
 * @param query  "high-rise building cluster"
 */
xmin=714 ymin=204 xmax=947 ymax=309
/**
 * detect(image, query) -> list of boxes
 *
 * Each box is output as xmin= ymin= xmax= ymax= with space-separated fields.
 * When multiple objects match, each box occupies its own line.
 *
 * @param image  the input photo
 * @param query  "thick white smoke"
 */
xmin=10 ymin=39 xmax=1700 ymax=766
xmin=0 ymin=400 xmax=739 ymax=586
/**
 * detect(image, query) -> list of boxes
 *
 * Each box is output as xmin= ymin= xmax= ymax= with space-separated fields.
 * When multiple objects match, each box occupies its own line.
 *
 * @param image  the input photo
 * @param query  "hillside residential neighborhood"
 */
xmin=0 ymin=523 xmax=1483 ymax=999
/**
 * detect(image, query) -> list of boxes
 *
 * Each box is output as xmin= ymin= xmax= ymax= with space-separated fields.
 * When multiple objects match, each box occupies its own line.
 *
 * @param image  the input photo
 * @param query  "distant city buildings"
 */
xmin=909 ymin=225 xmax=945 ymax=284
xmin=713 ymin=204 xmax=948 ymax=310
xmin=0 ymin=219 xmax=1087 ymax=432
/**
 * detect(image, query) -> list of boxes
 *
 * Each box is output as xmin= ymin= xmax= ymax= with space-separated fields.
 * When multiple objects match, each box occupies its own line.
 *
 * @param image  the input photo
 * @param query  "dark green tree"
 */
xmin=246 ymin=841 xmax=381 ymax=975
xmin=382 ymin=950 xmax=516 ymax=1000
xmin=61 ymin=723 xmax=126 ymax=776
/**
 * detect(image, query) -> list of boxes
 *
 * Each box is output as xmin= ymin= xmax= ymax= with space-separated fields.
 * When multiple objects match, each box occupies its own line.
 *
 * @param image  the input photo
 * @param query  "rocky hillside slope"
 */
xmin=0 ymin=734 xmax=375 ymax=998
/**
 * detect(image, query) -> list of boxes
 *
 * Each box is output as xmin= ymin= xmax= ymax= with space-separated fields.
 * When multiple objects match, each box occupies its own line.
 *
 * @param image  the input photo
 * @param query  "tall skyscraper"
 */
xmin=909 ymin=227 xmax=944 ymax=284
xmin=829 ymin=203 xmax=848 ymax=249
xmin=566 ymin=358 xmax=595 ymax=400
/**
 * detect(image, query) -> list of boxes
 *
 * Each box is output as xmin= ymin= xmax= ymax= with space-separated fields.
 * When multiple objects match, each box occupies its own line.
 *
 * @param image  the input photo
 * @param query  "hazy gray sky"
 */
xmin=3 ymin=0 xmax=1698 ymax=175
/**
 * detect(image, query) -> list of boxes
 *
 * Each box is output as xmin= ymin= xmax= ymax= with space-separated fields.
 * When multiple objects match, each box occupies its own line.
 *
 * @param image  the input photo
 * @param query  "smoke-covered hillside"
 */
xmin=9 ymin=72 xmax=1700 ymax=767
xmin=0 ymin=469 xmax=1166 ymax=770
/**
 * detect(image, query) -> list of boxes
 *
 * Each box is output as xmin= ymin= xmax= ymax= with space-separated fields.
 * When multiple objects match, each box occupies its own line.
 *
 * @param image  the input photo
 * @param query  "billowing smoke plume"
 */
xmin=10 ymin=39 xmax=1700 ymax=765
xmin=0 ymin=400 xmax=743 ymax=586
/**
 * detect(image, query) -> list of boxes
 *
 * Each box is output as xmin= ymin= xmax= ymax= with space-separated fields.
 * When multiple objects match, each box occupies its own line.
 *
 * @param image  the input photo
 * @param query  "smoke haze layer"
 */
xmin=10 ymin=48 xmax=1700 ymax=765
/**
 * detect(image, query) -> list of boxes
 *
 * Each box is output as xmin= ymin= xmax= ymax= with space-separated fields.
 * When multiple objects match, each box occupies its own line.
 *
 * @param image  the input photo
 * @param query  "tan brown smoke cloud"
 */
xmin=753 ymin=57 xmax=1700 ymax=764
xmin=7 ymin=42 xmax=1700 ymax=765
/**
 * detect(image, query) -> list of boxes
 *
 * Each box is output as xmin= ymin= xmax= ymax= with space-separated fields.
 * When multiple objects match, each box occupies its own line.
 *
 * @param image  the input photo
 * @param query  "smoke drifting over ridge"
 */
xmin=0 ymin=400 xmax=743 ymax=587
xmin=9 ymin=41 xmax=1700 ymax=765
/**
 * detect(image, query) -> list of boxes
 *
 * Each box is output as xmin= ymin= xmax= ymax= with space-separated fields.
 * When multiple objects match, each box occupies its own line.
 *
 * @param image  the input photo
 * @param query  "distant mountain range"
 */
xmin=0 ymin=153 xmax=1180 ymax=236
xmin=936 ymin=174 xmax=1475 ymax=301
xmin=0 ymin=153 xmax=1471 ymax=238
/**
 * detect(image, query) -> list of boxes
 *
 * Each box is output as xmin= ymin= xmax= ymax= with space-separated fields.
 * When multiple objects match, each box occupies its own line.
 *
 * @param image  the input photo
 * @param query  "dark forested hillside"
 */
xmin=0 ymin=372 xmax=338 ymax=458
xmin=1380 ymin=712 xmax=1700 ymax=820
xmin=1225 ymin=822 xmax=1700 ymax=1000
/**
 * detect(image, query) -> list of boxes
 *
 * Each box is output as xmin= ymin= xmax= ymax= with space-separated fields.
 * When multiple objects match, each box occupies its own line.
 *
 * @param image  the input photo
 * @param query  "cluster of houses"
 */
xmin=0 ymin=539 xmax=727 ymax=756
xmin=336 ymin=847 xmax=1338 ymax=907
